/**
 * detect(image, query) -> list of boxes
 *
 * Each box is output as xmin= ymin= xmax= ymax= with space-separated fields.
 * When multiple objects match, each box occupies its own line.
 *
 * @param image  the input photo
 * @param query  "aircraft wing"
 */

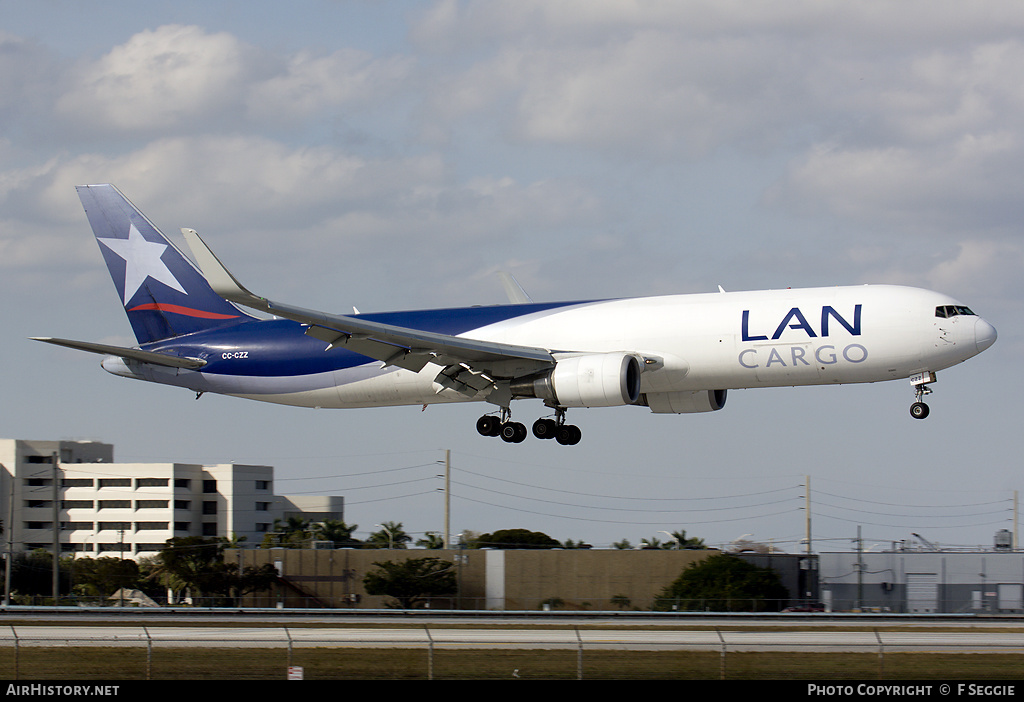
xmin=180 ymin=229 xmax=556 ymax=401
xmin=31 ymin=337 xmax=207 ymax=370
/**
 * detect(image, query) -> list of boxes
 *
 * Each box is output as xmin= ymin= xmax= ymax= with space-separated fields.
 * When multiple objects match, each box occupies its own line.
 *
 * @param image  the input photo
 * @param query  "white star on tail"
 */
xmin=98 ymin=223 xmax=187 ymax=305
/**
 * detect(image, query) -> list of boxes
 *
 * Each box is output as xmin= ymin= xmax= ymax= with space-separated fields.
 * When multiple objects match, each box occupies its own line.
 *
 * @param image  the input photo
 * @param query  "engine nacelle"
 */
xmin=640 ymin=389 xmax=727 ymax=414
xmin=511 ymin=352 xmax=643 ymax=407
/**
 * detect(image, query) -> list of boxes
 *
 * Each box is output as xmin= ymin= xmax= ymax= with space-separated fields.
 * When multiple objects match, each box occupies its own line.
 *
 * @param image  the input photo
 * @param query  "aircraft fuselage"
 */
xmin=101 ymin=284 xmax=996 ymax=411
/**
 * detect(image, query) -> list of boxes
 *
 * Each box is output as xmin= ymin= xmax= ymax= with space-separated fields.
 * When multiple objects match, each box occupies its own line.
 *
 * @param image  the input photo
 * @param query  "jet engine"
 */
xmin=511 ymin=352 xmax=643 ymax=407
xmin=639 ymin=389 xmax=727 ymax=414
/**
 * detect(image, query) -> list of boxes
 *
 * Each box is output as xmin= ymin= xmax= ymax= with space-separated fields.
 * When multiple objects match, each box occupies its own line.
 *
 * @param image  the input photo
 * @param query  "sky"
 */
xmin=2 ymin=0 xmax=1021 ymax=552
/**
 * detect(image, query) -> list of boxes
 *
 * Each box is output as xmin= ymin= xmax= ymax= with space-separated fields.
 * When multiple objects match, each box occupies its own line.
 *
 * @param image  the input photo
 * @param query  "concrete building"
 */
xmin=820 ymin=549 xmax=1024 ymax=613
xmin=234 ymin=547 xmax=718 ymax=610
xmin=234 ymin=548 xmax=817 ymax=611
xmin=0 ymin=439 xmax=343 ymax=560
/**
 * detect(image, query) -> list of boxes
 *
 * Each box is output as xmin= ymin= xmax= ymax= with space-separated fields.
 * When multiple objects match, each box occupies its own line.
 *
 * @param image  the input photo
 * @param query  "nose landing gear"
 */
xmin=909 ymin=371 xmax=935 ymax=420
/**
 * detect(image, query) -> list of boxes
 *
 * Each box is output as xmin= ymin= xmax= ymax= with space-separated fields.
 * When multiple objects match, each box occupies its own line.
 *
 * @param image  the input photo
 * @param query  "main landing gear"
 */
xmin=476 ymin=407 xmax=582 ymax=445
xmin=909 ymin=371 xmax=935 ymax=420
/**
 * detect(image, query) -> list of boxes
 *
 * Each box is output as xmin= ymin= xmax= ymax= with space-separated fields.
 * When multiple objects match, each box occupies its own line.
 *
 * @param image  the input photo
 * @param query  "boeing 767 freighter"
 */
xmin=33 ymin=184 xmax=997 ymax=445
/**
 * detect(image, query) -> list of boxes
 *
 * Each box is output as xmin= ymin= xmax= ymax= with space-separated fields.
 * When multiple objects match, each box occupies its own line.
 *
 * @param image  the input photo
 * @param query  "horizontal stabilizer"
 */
xmin=31 ymin=337 xmax=206 ymax=370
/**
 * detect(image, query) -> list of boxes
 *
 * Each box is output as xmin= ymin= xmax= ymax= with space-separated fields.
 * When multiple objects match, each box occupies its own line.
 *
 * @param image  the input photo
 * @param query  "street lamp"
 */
xmin=374 ymin=524 xmax=393 ymax=549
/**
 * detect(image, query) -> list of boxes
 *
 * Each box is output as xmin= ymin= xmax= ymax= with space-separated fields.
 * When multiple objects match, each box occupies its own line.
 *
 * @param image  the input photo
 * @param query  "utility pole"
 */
xmin=443 ymin=450 xmax=451 ymax=549
xmin=805 ymin=475 xmax=812 ymax=555
xmin=856 ymin=525 xmax=863 ymax=611
xmin=1007 ymin=493 xmax=1015 ymax=552
xmin=52 ymin=451 xmax=59 ymax=603
xmin=4 ymin=464 xmax=14 ymax=607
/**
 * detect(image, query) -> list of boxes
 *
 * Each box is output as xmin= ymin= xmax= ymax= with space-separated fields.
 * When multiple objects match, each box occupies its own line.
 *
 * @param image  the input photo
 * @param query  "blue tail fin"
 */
xmin=76 ymin=184 xmax=254 ymax=344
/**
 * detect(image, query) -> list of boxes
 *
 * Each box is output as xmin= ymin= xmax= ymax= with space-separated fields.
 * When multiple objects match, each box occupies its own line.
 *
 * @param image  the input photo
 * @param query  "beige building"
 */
xmin=234 ymin=547 xmax=713 ymax=610
xmin=0 ymin=439 xmax=343 ymax=560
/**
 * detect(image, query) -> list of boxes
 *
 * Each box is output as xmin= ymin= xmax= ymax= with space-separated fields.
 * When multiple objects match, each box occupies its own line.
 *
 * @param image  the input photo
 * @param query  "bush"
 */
xmin=653 ymin=553 xmax=789 ymax=612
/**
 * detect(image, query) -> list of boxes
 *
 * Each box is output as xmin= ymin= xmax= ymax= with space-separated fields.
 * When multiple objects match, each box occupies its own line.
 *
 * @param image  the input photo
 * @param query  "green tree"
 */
xmin=220 ymin=533 xmax=248 ymax=548
xmin=260 ymin=517 xmax=315 ymax=548
xmin=475 ymin=529 xmax=560 ymax=549
xmin=416 ymin=532 xmax=445 ymax=549
xmin=217 ymin=562 xmax=279 ymax=604
xmin=665 ymin=530 xmax=706 ymax=550
xmin=653 ymin=553 xmax=789 ymax=612
xmin=611 ymin=594 xmax=632 ymax=610
xmin=71 ymin=556 xmax=140 ymax=597
xmin=363 ymin=557 xmax=457 ymax=608
xmin=367 ymin=521 xmax=410 ymax=549
xmin=151 ymin=536 xmax=227 ymax=600
xmin=561 ymin=539 xmax=592 ymax=549
xmin=9 ymin=550 xmax=72 ymax=598
xmin=642 ymin=530 xmax=706 ymax=550
xmin=152 ymin=537 xmax=278 ymax=604
xmin=314 ymin=520 xmax=361 ymax=548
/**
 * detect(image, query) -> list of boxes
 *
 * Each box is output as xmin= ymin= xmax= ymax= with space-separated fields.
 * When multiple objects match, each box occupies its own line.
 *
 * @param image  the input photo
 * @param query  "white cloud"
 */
xmin=926 ymin=240 xmax=1024 ymax=295
xmin=57 ymin=25 xmax=254 ymax=132
xmin=0 ymin=132 xmax=606 ymax=309
xmin=53 ymin=25 xmax=415 ymax=138
xmin=415 ymin=2 xmax=1024 ymax=172
xmin=769 ymin=130 xmax=1024 ymax=231
xmin=245 ymin=49 xmax=415 ymax=124
xmin=6 ymin=7 xmax=1024 ymax=301
xmin=868 ymin=239 xmax=1024 ymax=302
xmin=9 ymin=135 xmax=445 ymax=227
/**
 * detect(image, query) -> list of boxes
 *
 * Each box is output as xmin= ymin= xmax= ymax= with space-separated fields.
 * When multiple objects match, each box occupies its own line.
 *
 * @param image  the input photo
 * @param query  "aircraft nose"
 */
xmin=975 ymin=317 xmax=997 ymax=353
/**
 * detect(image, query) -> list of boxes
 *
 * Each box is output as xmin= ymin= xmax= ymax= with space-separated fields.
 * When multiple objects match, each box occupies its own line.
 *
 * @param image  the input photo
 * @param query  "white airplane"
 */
xmin=35 ymin=184 xmax=997 ymax=445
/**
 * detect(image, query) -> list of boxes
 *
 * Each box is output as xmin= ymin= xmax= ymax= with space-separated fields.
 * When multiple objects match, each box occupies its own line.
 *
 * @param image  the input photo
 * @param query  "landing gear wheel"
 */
xmin=532 ymin=418 xmax=558 ymax=439
xmin=909 ymin=373 xmax=935 ymax=421
xmin=476 ymin=415 xmax=501 ymax=437
xmin=500 ymin=421 xmax=527 ymax=443
xmin=555 ymin=424 xmax=582 ymax=445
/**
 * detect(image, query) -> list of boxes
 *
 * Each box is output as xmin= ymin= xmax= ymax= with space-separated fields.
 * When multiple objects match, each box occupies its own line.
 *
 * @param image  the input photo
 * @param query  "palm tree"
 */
xmin=261 ymin=517 xmax=314 ymax=548
xmin=416 ymin=532 xmax=445 ymax=549
xmin=368 ymin=521 xmax=410 ymax=549
xmin=666 ymin=530 xmax=706 ymax=550
xmin=220 ymin=533 xmax=248 ymax=549
xmin=314 ymin=520 xmax=360 ymax=548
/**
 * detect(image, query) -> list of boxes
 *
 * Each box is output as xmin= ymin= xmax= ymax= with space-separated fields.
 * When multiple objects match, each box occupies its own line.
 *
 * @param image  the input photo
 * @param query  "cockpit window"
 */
xmin=935 ymin=305 xmax=975 ymax=318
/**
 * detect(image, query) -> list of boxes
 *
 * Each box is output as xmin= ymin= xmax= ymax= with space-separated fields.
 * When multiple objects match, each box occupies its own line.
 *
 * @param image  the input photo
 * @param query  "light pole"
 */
xmin=374 ymin=524 xmax=393 ymax=549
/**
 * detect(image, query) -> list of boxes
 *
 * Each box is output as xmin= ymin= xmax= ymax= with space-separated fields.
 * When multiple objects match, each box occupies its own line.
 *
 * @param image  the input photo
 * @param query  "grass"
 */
xmin=2 ymin=646 xmax=1023 ymax=680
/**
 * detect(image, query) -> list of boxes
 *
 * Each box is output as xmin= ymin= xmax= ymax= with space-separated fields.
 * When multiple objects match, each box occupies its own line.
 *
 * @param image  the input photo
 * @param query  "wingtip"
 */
xmin=180 ymin=228 xmax=252 ymax=300
xmin=498 ymin=271 xmax=533 ymax=304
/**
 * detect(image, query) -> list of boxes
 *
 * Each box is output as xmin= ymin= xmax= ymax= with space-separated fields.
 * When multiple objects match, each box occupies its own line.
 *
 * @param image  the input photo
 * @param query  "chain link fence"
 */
xmin=1 ymin=626 xmax=1023 ymax=680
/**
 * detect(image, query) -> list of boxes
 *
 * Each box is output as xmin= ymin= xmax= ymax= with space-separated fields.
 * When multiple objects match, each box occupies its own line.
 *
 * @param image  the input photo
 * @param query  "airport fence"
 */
xmin=1 ymin=594 xmax=845 ymax=612
xmin=1 ymin=626 xmax=1023 ymax=680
